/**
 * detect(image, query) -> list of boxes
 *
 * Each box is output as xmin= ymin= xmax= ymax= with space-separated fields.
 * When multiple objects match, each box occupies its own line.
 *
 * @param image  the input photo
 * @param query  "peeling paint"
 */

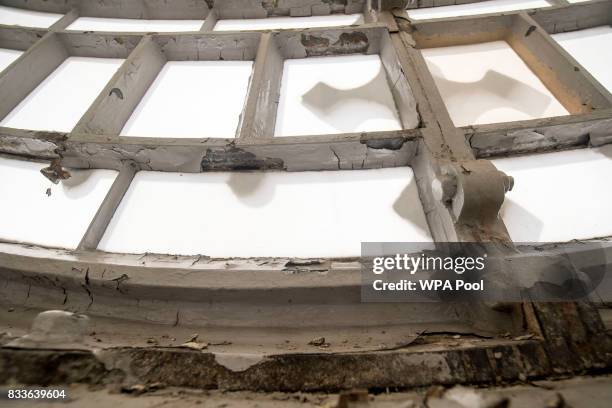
xmin=201 ymin=146 xmax=285 ymax=171
xmin=214 ymin=353 xmax=267 ymax=372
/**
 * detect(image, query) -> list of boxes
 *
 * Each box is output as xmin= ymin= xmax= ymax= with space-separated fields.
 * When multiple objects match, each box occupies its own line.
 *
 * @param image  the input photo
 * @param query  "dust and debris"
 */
xmin=443 ymin=386 xmax=509 ymax=408
xmin=334 ymin=389 xmax=369 ymax=408
xmin=180 ymin=341 xmax=208 ymax=351
xmin=7 ymin=310 xmax=90 ymax=350
xmin=424 ymin=385 xmax=510 ymax=408
xmin=425 ymin=385 xmax=446 ymax=400
xmin=121 ymin=382 xmax=165 ymax=395
xmin=514 ymin=334 xmax=535 ymax=341
xmin=209 ymin=340 xmax=233 ymax=346
xmin=308 ymin=337 xmax=330 ymax=347
xmin=180 ymin=333 xmax=208 ymax=350
xmin=545 ymin=392 xmax=568 ymax=408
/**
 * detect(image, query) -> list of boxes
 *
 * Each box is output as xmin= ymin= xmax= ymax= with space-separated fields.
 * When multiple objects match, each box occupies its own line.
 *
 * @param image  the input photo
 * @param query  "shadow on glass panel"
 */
xmin=227 ymin=172 xmax=274 ymax=208
xmin=500 ymin=197 xmax=545 ymax=242
xmin=60 ymin=169 xmax=99 ymax=200
xmin=300 ymin=66 xmax=399 ymax=133
xmin=427 ymin=61 xmax=552 ymax=125
xmin=393 ymin=178 xmax=432 ymax=236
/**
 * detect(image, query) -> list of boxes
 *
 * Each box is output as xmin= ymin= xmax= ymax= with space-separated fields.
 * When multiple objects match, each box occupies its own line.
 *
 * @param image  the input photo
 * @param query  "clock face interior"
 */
xmin=0 ymin=0 xmax=611 ymax=400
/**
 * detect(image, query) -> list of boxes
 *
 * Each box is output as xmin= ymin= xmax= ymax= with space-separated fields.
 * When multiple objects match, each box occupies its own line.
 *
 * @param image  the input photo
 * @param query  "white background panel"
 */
xmin=99 ymin=167 xmax=433 ymax=258
xmin=0 ymin=57 xmax=123 ymax=132
xmin=0 ymin=157 xmax=117 ymax=249
xmin=0 ymin=48 xmax=22 ymax=73
xmin=275 ymin=55 xmax=402 ymax=137
xmin=407 ymin=0 xmax=550 ymax=20
xmin=0 ymin=5 xmax=63 ymax=28
xmin=67 ymin=17 xmax=203 ymax=32
xmin=214 ymin=14 xmax=363 ymax=31
xmin=553 ymin=26 xmax=612 ymax=92
xmin=494 ymin=145 xmax=612 ymax=242
xmin=120 ymin=61 xmax=253 ymax=138
xmin=421 ymin=41 xmax=568 ymax=127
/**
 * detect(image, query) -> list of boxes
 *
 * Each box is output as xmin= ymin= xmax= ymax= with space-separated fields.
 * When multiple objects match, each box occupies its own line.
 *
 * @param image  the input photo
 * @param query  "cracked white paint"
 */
xmin=66 ymin=17 xmax=204 ymax=32
xmin=214 ymin=353 xmax=266 ymax=372
xmin=421 ymin=41 xmax=568 ymax=127
xmin=0 ymin=48 xmax=22 ymax=73
xmin=275 ymin=55 xmax=402 ymax=137
xmin=98 ymin=167 xmax=433 ymax=258
xmin=493 ymin=145 xmax=612 ymax=242
xmin=0 ymin=156 xmax=117 ymax=249
xmin=0 ymin=57 xmax=123 ymax=132
xmin=406 ymin=0 xmax=551 ymax=20
xmin=552 ymin=25 xmax=612 ymax=92
xmin=0 ymin=5 xmax=63 ymax=28
xmin=213 ymin=14 xmax=363 ymax=31
xmin=120 ymin=61 xmax=252 ymax=138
